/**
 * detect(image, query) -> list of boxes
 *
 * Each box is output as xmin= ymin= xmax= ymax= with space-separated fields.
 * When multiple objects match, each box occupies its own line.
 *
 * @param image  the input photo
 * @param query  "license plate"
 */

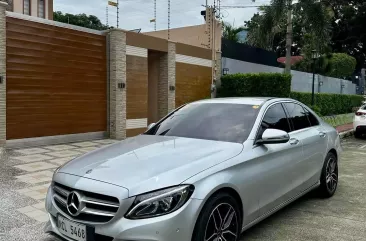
xmin=57 ymin=215 xmax=87 ymax=241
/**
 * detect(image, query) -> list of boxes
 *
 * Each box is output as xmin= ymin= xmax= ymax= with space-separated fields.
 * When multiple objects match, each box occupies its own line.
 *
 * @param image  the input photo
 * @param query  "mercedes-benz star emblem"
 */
xmin=67 ymin=191 xmax=83 ymax=216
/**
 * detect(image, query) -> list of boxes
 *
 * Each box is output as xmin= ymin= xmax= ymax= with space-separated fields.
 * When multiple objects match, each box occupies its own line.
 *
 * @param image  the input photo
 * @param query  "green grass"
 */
xmin=321 ymin=113 xmax=354 ymax=127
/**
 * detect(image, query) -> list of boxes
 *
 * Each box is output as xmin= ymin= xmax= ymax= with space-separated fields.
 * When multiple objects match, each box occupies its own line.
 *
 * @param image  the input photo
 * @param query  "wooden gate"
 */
xmin=6 ymin=16 xmax=107 ymax=139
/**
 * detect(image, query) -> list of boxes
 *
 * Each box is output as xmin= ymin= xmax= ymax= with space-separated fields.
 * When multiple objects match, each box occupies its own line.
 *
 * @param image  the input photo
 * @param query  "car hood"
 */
xmin=59 ymin=135 xmax=243 ymax=196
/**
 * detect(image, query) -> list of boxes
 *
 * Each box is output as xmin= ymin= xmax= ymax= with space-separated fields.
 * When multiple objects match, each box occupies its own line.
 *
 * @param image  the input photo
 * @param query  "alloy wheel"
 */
xmin=204 ymin=203 xmax=238 ymax=241
xmin=326 ymin=157 xmax=338 ymax=193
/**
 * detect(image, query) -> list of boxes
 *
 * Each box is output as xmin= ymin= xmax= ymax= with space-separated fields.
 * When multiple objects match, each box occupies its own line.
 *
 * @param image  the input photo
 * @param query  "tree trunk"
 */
xmin=285 ymin=1 xmax=293 ymax=74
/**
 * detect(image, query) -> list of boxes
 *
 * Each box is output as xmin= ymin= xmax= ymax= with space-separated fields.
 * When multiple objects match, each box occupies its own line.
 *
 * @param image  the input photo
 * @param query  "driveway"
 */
xmin=0 ymin=137 xmax=366 ymax=241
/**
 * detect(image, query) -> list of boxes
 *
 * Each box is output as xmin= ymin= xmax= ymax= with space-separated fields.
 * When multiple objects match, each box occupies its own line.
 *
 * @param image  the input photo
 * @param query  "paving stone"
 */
xmin=14 ymin=148 xmax=50 ymax=155
xmin=76 ymin=146 xmax=100 ymax=153
xmin=14 ymin=162 xmax=57 ymax=172
xmin=48 ymin=156 xmax=77 ymax=166
xmin=72 ymin=141 xmax=99 ymax=147
xmin=12 ymin=154 xmax=54 ymax=163
xmin=44 ymin=145 xmax=77 ymax=151
xmin=47 ymin=150 xmax=82 ymax=158
xmin=93 ymin=139 xmax=119 ymax=145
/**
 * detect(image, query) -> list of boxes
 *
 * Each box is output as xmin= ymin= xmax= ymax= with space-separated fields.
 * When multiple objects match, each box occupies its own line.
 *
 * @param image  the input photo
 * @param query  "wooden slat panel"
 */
xmin=6 ymin=17 xmax=107 ymax=140
xmin=126 ymin=128 xmax=146 ymax=138
xmin=126 ymin=55 xmax=148 ymax=120
xmin=176 ymin=62 xmax=212 ymax=107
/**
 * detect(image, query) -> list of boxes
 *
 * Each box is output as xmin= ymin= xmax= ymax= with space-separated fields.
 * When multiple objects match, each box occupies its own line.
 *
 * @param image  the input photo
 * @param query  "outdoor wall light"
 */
xmin=118 ymin=82 xmax=126 ymax=89
xmin=0 ymin=76 xmax=3 ymax=84
xmin=169 ymin=85 xmax=175 ymax=91
xmin=341 ymin=84 xmax=345 ymax=89
xmin=319 ymin=81 xmax=323 ymax=86
xmin=357 ymin=87 xmax=360 ymax=91
xmin=311 ymin=50 xmax=320 ymax=60
xmin=223 ymin=68 xmax=229 ymax=75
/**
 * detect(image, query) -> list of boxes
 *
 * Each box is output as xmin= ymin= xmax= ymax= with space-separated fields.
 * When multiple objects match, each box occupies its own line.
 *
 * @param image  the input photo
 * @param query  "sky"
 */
xmin=54 ymin=0 xmax=270 ymax=32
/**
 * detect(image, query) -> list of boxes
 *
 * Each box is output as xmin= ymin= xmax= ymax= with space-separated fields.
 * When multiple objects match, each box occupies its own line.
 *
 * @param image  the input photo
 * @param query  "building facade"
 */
xmin=6 ymin=0 xmax=53 ymax=19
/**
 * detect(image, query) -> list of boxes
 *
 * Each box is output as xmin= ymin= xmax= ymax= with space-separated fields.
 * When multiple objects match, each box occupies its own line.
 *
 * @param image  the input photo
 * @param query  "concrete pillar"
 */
xmin=0 ymin=1 xmax=7 ymax=147
xmin=158 ymin=41 xmax=176 ymax=119
xmin=109 ymin=29 xmax=126 ymax=140
xmin=215 ymin=51 xmax=222 ymax=88
xmin=167 ymin=42 xmax=176 ymax=112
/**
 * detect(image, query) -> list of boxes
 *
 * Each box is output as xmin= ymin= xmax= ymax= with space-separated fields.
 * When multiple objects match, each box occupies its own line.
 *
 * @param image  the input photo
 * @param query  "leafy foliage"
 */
xmin=326 ymin=53 xmax=357 ymax=78
xmin=290 ymin=92 xmax=363 ymax=116
xmin=293 ymin=53 xmax=356 ymax=79
xmin=222 ymin=22 xmax=245 ymax=43
xmin=245 ymin=1 xmax=331 ymax=57
xmin=218 ymin=73 xmax=291 ymax=98
xmin=324 ymin=0 xmax=366 ymax=70
xmin=53 ymin=11 xmax=108 ymax=31
xmin=217 ymin=73 xmax=362 ymax=116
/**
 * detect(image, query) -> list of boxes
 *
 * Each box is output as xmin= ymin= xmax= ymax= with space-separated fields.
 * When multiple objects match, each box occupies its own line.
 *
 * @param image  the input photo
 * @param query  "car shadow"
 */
xmin=240 ymin=190 xmax=320 ymax=239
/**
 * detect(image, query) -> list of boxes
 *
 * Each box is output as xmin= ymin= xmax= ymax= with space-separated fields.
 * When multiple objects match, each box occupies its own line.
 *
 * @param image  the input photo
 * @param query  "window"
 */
xmin=284 ymin=103 xmax=311 ymax=131
xmin=145 ymin=103 xmax=260 ymax=143
xmin=38 ymin=0 xmax=45 ymax=18
xmin=23 ymin=0 xmax=30 ymax=15
xmin=304 ymin=108 xmax=319 ymax=126
xmin=259 ymin=104 xmax=291 ymax=137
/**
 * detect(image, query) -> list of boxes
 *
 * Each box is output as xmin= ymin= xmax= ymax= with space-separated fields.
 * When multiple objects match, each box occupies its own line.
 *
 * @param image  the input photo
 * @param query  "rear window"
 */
xmin=145 ymin=103 xmax=260 ymax=143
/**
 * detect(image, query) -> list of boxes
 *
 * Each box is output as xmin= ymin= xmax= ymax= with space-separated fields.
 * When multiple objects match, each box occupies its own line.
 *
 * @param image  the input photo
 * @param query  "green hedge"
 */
xmin=219 ymin=73 xmax=291 ymax=98
xmin=217 ymin=73 xmax=363 ymax=116
xmin=290 ymin=92 xmax=363 ymax=116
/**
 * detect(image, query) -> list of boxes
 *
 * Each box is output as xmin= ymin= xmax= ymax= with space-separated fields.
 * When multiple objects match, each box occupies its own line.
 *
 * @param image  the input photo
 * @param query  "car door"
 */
xmin=301 ymin=106 xmax=328 ymax=189
xmin=252 ymin=103 xmax=305 ymax=217
xmin=283 ymin=102 xmax=326 ymax=195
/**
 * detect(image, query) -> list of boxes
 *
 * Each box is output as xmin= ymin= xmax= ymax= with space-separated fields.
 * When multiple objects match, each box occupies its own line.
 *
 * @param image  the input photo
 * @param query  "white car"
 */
xmin=354 ymin=105 xmax=366 ymax=138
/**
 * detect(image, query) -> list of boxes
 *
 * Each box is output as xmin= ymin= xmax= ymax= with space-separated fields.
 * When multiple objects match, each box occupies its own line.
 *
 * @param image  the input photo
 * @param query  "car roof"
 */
xmin=193 ymin=97 xmax=295 ymax=106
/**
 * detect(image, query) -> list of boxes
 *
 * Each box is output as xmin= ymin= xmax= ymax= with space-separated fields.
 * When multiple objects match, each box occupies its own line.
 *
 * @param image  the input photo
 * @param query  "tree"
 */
xmin=324 ymin=0 xmax=366 ymax=71
xmin=249 ymin=0 xmax=331 ymax=73
xmin=53 ymin=11 xmax=108 ymax=31
xmin=222 ymin=22 xmax=245 ymax=43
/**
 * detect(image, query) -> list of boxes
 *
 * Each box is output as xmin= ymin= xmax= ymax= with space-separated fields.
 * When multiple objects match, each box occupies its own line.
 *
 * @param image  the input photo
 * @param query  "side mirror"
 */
xmin=147 ymin=123 xmax=156 ymax=130
xmin=257 ymin=129 xmax=290 ymax=145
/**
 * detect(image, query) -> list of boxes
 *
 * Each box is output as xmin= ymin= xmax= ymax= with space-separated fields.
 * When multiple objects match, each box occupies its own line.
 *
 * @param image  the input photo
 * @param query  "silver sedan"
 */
xmin=44 ymin=97 xmax=342 ymax=241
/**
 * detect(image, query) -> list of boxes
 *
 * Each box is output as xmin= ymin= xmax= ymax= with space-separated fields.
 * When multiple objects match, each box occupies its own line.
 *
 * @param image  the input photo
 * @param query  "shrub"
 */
xmin=326 ymin=53 xmax=357 ymax=79
xmin=218 ymin=73 xmax=291 ymax=98
xmin=290 ymin=92 xmax=363 ymax=116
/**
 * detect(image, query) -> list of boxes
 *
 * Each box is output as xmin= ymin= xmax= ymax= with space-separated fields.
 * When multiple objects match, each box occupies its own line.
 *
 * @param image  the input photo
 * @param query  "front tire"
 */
xmin=192 ymin=192 xmax=242 ymax=241
xmin=318 ymin=152 xmax=338 ymax=198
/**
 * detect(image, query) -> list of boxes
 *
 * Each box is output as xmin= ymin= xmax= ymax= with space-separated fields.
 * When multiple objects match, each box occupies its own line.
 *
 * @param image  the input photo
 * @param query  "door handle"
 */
xmin=289 ymin=138 xmax=300 ymax=145
xmin=319 ymin=131 xmax=326 ymax=138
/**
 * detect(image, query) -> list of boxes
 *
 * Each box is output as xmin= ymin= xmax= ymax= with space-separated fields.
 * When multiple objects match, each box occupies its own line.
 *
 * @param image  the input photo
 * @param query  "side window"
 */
xmin=259 ymin=104 xmax=291 ymax=137
xmin=304 ymin=108 xmax=319 ymax=126
xmin=284 ymin=103 xmax=311 ymax=131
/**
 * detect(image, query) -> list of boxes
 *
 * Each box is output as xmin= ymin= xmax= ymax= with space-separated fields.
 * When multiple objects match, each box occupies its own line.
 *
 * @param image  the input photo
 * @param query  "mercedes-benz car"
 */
xmin=45 ymin=97 xmax=341 ymax=241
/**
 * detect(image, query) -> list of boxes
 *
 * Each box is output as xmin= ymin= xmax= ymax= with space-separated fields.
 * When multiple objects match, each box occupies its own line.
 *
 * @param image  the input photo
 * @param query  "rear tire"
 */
xmin=192 ymin=192 xmax=242 ymax=241
xmin=354 ymin=131 xmax=362 ymax=139
xmin=318 ymin=152 xmax=338 ymax=198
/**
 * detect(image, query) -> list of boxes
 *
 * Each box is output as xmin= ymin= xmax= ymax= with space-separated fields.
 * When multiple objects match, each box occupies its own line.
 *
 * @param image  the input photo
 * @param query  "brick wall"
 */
xmin=0 ymin=2 xmax=6 ymax=146
xmin=109 ymin=29 xmax=126 ymax=140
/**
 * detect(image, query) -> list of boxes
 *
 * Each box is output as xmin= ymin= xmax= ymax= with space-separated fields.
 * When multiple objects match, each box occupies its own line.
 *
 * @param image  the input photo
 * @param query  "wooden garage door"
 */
xmin=6 ymin=17 xmax=107 ymax=139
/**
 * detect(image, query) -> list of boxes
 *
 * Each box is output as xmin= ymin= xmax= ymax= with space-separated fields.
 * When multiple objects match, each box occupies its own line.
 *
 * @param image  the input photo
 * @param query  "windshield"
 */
xmin=144 ymin=103 xmax=260 ymax=143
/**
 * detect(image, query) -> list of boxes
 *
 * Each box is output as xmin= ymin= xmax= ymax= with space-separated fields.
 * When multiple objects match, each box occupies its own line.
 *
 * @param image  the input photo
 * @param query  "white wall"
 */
xmin=222 ymin=57 xmax=357 ymax=95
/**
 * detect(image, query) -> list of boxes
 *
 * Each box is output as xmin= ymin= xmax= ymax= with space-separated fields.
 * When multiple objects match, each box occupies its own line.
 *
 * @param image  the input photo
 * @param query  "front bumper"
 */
xmin=44 ymin=185 xmax=203 ymax=241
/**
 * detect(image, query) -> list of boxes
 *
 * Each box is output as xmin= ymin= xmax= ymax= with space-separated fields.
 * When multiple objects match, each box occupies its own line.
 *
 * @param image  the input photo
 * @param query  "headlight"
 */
xmin=125 ymin=185 xmax=194 ymax=219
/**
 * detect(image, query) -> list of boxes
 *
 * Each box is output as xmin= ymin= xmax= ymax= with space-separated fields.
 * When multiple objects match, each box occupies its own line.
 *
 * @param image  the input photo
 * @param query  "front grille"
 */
xmin=53 ymin=182 xmax=120 ymax=223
